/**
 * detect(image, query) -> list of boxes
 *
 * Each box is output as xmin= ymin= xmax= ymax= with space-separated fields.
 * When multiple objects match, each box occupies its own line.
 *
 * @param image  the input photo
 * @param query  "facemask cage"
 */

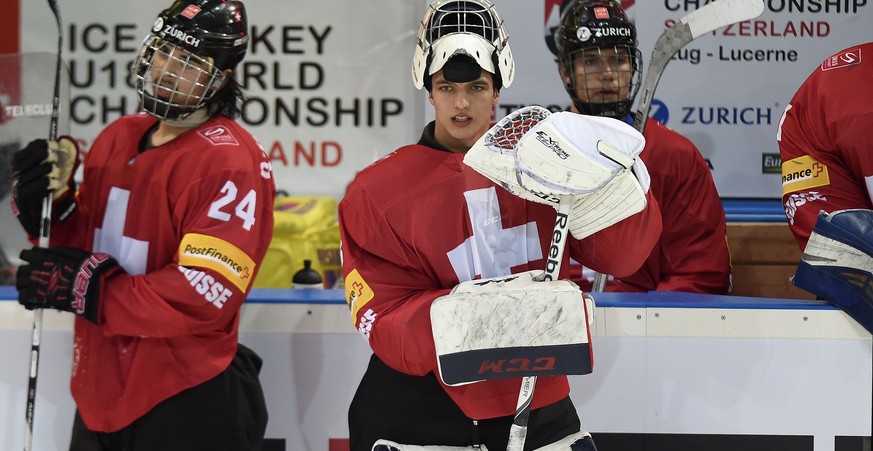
xmin=562 ymin=44 xmax=642 ymax=119
xmin=555 ymin=0 xmax=642 ymax=119
xmin=424 ymin=1 xmax=499 ymax=44
xmin=133 ymin=36 xmax=226 ymax=121
xmin=412 ymin=0 xmax=514 ymax=90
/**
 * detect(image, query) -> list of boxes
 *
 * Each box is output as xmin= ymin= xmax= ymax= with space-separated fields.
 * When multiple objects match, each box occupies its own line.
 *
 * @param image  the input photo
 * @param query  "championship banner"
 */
xmin=11 ymin=0 xmax=870 ymax=200
xmin=16 ymin=0 xmax=423 ymax=200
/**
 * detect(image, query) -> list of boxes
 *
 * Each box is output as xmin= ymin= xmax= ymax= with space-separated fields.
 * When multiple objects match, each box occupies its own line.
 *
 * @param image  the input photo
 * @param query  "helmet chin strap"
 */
xmin=161 ymin=107 xmax=211 ymax=128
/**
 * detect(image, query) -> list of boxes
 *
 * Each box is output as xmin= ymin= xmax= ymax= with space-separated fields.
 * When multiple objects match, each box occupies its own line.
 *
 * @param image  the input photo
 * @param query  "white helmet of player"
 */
xmin=411 ymin=0 xmax=515 ymax=91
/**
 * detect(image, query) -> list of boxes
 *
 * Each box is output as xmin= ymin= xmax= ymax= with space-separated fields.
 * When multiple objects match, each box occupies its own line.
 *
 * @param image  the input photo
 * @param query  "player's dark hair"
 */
xmin=208 ymin=77 xmax=245 ymax=119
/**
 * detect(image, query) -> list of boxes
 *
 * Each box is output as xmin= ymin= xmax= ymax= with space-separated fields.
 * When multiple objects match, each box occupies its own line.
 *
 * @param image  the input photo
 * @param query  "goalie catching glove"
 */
xmin=464 ymin=106 xmax=650 ymax=240
xmin=16 ymin=247 xmax=122 ymax=324
xmin=11 ymin=138 xmax=80 ymax=236
xmin=792 ymin=209 xmax=873 ymax=334
xmin=431 ymin=270 xmax=594 ymax=386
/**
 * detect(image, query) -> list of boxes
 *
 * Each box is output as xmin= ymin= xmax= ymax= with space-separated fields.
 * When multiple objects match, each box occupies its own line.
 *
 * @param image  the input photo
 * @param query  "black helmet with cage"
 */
xmin=554 ymin=0 xmax=642 ymax=119
xmin=412 ymin=0 xmax=515 ymax=92
xmin=133 ymin=0 xmax=250 ymax=122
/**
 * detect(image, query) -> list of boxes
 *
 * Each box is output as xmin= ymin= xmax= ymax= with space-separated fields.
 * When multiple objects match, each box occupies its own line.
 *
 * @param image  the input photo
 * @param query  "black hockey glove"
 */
xmin=16 ymin=247 xmax=121 ymax=324
xmin=11 ymin=138 xmax=79 ymax=236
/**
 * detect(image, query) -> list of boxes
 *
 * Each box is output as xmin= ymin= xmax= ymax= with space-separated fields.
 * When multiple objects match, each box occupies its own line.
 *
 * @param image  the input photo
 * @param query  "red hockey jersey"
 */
xmin=339 ymin=141 xmax=661 ymax=420
xmin=49 ymin=113 xmax=275 ymax=431
xmin=575 ymin=118 xmax=730 ymax=294
xmin=778 ymin=42 xmax=873 ymax=250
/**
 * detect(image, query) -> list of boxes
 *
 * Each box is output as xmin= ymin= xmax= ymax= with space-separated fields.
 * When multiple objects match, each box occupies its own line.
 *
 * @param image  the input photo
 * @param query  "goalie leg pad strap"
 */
xmin=372 ymin=440 xmax=490 ymax=451
xmin=532 ymin=431 xmax=596 ymax=451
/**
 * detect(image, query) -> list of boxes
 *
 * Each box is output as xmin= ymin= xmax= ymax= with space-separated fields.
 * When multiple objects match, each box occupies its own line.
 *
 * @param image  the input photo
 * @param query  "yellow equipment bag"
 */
xmin=253 ymin=196 xmax=342 ymax=289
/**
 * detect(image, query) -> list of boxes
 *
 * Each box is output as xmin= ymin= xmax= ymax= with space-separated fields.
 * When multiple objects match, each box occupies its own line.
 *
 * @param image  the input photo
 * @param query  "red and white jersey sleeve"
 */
xmin=50 ymin=113 xmax=275 ymax=431
xmin=778 ymin=42 xmax=873 ymax=250
xmin=339 ymin=144 xmax=660 ymax=419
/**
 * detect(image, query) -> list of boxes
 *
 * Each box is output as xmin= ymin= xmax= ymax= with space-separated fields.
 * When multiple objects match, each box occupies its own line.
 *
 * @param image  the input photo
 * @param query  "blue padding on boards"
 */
xmin=438 ymin=343 xmax=592 ymax=385
xmin=722 ymin=198 xmax=784 ymax=222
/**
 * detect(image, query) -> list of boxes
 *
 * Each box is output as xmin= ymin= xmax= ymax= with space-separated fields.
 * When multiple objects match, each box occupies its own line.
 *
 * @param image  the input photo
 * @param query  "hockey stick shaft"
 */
xmin=507 ymin=196 xmax=572 ymax=451
xmin=633 ymin=0 xmax=765 ymax=134
xmin=25 ymin=2 xmax=63 ymax=450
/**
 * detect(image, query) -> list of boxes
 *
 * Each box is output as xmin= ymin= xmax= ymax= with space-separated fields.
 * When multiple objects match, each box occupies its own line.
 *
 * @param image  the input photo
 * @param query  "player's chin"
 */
xmin=593 ymin=92 xmax=621 ymax=102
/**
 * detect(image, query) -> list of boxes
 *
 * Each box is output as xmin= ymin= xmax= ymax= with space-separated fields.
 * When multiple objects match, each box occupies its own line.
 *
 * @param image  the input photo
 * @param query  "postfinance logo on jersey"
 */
xmin=781 ymin=155 xmax=830 ymax=195
xmin=178 ymin=233 xmax=256 ymax=291
xmin=345 ymin=269 xmax=374 ymax=319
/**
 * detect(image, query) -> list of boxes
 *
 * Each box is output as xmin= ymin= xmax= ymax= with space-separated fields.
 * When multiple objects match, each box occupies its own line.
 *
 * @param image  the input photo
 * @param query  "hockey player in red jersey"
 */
xmin=777 ymin=43 xmax=873 ymax=334
xmin=11 ymin=1 xmax=273 ymax=449
xmin=778 ymin=42 xmax=873 ymax=250
xmin=551 ymin=0 xmax=731 ymax=294
xmin=340 ymin=1 xmax=661 ymax=450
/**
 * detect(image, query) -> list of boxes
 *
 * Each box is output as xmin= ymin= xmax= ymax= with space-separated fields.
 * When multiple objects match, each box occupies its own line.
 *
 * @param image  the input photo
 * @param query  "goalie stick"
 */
xmin=466 ymin=106 xmax=641 ymax=451
xmin=506 ymin=197 xmax=572 ymax=451
xmin=592 ymin=0 xmax=766 ymax=292
xmin=499 ymin=108 xmax=574 ymax=451
xmin=24 ymin=1 xmax=63 ymax=450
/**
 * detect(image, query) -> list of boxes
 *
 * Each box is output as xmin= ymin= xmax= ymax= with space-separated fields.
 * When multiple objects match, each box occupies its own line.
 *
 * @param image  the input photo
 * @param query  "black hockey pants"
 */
xmin=69 ymin=343 xmax=268 ymax=451
xmin=350 ymin=353 xmax=587 ymax=451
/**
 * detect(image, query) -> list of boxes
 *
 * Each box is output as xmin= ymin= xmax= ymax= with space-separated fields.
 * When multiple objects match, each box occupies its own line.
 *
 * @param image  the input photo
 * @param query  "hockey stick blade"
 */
xmin=633 ymin=0 xmax=765 ymax=132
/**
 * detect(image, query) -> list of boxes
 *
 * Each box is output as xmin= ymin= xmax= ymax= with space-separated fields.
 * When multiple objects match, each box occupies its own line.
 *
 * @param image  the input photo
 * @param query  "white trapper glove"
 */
xmin=464 ymin=106 xmax=650 ymax=240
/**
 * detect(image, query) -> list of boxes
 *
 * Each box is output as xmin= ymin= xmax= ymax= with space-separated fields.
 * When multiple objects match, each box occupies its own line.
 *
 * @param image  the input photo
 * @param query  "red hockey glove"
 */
xmin=11 ymin=138 xmax=79 ymax=236
xmin=16 ymin=247 xmax=121 ymax=324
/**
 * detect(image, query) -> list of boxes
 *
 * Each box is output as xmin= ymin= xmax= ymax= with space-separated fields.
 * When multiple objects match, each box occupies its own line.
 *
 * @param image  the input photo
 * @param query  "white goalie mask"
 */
xmin=412 ymin=0 xmax=515 ymax=90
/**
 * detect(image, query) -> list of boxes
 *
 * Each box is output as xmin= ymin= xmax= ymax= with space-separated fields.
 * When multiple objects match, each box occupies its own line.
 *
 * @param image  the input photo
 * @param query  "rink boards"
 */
xmin=0 ymin=288 xmax=870 ymax=451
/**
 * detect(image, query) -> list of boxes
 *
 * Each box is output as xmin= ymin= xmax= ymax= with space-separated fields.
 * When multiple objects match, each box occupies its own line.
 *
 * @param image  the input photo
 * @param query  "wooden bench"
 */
xmin=726 ymin=222 xmax=814 ymax=299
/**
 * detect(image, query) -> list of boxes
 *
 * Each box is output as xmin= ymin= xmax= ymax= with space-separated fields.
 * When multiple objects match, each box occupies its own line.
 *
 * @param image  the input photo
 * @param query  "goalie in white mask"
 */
xmin=339 ymin=0 xmax=662 ymax=450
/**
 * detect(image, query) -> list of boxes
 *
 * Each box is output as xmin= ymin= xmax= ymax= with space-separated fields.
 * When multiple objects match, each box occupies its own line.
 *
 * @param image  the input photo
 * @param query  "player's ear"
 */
xmin=428 ymin=91 xmax=435 ymax=106
xmin=492 ymin=89 xmax=500 ymax=105
xmin=558 ymin=64 xmax=572 ymax=86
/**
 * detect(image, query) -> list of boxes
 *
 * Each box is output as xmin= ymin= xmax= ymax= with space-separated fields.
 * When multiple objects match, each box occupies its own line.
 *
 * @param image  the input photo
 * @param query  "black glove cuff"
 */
xmin=11 ymin=191 xmax=78 ymax=237
xmin=69 ymin=252 xmax=119 ymax=324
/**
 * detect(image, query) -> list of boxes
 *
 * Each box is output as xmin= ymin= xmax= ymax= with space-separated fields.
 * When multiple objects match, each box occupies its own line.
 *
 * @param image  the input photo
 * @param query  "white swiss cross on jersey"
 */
xmin=447 ymin=187 xmax=542 ymax=282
